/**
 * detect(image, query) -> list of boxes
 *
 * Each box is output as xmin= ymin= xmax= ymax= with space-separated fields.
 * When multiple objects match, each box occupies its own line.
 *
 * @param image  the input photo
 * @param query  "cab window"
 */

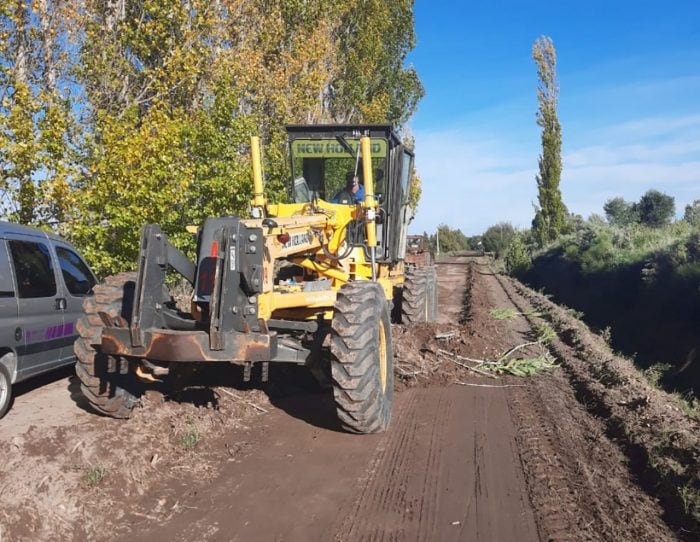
xmin=8 ymin=240 xmax=57 ymax=298
xmin=289 ymin=137 xmax=387 ymax=203
xmin=56 ymin=246 xmax=96 ymax=296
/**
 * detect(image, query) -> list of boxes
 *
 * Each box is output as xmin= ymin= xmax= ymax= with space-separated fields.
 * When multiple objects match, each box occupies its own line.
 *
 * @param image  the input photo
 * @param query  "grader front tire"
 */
xmin=331 ymin=282 xmax=394 ymax=434
xmin=74 ymin=272 xmax=141 ymax=419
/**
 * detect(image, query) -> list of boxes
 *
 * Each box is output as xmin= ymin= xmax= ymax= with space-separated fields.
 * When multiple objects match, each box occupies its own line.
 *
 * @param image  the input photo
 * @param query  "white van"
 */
xmin=0 ymin=221 xmax=96 ymax=417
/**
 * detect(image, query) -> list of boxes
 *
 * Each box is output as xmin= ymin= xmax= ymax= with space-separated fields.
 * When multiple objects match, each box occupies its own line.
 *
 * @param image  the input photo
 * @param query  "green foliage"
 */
xmin=481 ymin=222 xmax=516 ymax=258
xmin=643 ymin=363 xmax=673 ymax=388
xmin=637 ymin=189 xmax=675 ymax=227
xmin=487 ymin=355 xmax=558 ymax=376
xmin=0 ymin=1 xmax=78 ymax=226
xmin=333 ymin=0 xmax=424 ymax=125
xmin=489 ymin=307 xmax=543 ymax=320
xmin=179 ymin=420 xmax=201 ymax=450
xmin=549 ymin=218 xmax=697 ymax=281
xmin=83 ymin=465 xmax=106 ymax=487
xmin=684 ymin=200 xmax=700 ymax=226
xmin=505 ymin=234 xmax=531 ymax=275
xmin=408 ymin=171 xmax=422 ymax=213
xmin=603 ymin=190 xmax=676 ymax=230
xmin=531 ymin=36 xmax=567 ymax=246
xmin=431 ymin=224 xmax=471 ymax=254
xmin=0 ymin=0 xmax=423 ymax=273
xmin=604 ymin=197 xmax=639 ymax=226
xmin=489 ymin=307 xmax=520 ymax=320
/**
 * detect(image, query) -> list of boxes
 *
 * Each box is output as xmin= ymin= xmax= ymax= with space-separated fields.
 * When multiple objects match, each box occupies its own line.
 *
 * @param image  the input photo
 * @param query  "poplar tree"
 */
xmin=531 ymin=36 xmax=567 ymax=246
xmin=0 ymin=0 xmax=424 ymax=274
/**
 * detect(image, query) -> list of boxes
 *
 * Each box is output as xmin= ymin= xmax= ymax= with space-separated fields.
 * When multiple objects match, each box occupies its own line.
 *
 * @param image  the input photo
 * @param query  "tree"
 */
xmin=603 ymin=197 xmax=639 ymax=226
xmin=481 ymin=222 xmax=516 ymax=258
xmin=0 ymin=0 xmax=424 ymax=274
xmin=430 ymin=224 xmax=470 ymax=254
xmin=531 ymin=36 xmax=567 ymax=246
xmin=636 ymin=189 xmax=675 ymax=227
xmin=69 ymin=0 xmax=424 ymax=274
xmin=0 ymin=0 xmax=77 ymax=225
xmin=684 ymin=200 xmax=700 ymax=226
xmin=504 ymin=234 xmax=531 ymax=276
xmin=331 ymin=0 xmax=424 ymax=125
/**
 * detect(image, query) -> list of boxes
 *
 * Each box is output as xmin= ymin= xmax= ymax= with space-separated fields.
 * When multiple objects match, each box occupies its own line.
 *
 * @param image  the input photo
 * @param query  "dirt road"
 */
xmin=0 ymin=258 xmax=694 ymax=541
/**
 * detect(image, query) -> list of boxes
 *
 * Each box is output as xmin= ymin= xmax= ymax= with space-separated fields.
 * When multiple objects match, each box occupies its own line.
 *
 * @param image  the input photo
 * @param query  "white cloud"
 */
xmin=412 ymin=112 xmax=700 ymax=235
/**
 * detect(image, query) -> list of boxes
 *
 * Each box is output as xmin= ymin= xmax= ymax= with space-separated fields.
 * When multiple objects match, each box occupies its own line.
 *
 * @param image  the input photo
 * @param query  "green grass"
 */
xmin=489 ymin=307 xmax=520 ymax=320
xmin=533 ymin=322 xmax=556 ymax=344
xmin=642 ymin=363 xmax=673 ymax=388
xmin=679 ymin=481 xmax=700 ymax=523
xmin=179 ymin=421 xmax=201 ymax=450
xmin=83 ymin=465 xmax=106 ymax=487
xmin=489 ymin=307 xmax=544 ymax=321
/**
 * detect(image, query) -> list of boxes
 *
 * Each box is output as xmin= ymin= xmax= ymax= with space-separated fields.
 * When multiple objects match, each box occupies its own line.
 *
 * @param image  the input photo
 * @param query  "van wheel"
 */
xmin=0 ymin=363 xmax=12 ymax=418
xmin=331 ymin=282 xmax=393 ymax=433
xmin=74 ymin=272 xmax=142 ymax=418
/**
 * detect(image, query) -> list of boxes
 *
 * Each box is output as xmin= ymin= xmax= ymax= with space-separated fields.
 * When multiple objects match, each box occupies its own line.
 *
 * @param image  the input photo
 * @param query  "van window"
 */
xmin=8 ymin=240 xmax=57 ymax=298
xmin=0 ymin=241 xmax=15 ymax=297
xmin=56 ymin=246 xmax=96 ymax=295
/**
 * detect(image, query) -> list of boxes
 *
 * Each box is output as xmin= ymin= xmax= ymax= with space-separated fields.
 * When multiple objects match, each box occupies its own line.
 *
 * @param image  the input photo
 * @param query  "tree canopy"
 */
xmin=684 ymin=200 xmax=700 ymax=227
xmin=603 ymin=190 xmax=675 ymax=229
xmin=531 ymin=36 xmax=567 ymax=246
xmin=0 ymin=0 xmax=424 ymax=275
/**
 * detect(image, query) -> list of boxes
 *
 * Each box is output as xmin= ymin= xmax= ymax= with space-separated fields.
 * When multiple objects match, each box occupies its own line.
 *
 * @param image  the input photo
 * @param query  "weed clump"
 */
xmin=83 ymin=465 xmax=106 ymax=487
xmin=179 ymin=420 xmax=201 ymax=450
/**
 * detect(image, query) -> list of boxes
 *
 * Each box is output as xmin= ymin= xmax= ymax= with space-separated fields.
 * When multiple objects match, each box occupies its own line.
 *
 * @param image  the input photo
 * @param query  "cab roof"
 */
xmin=285 ymin=124 xmax=403 ymax=148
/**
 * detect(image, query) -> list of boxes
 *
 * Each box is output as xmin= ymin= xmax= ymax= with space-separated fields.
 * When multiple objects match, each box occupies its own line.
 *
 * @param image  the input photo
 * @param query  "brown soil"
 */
xmin=0 ymin=257 xmax=694 ymax=541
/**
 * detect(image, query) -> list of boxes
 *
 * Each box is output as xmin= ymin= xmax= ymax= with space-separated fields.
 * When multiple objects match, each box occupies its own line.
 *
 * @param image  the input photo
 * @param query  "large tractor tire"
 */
xmin=331 ymin=282 xmax=394 ymax=433
xmin=401 ymin=269 xmax=429 ymax=323
xmin=401 ymin=267 xmax=439 ymax=324
xmin=425 ymin=266 xmax=439 ymax=322
xmin=74 ymin=272 xmax=142 ymax=418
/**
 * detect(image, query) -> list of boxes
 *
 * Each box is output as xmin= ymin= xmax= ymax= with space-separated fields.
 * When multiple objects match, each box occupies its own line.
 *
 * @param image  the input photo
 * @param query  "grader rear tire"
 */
xmin=401 ymin=269 xmax=430 ymax=323
xmin=331 ymin=282 xmax=394 ymax=434
xmin=74 ymin=272 xmax=141 ymax=418
xmin=425 ymin=266 xmax=439 ymax=322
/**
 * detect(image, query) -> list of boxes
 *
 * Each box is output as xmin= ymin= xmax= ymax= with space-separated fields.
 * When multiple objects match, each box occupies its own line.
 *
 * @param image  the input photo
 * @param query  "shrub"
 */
xmin=505 ymin=235 xmax=531 ymax=275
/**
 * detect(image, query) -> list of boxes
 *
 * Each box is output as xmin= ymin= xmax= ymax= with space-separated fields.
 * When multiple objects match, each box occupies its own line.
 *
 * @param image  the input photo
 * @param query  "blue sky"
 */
xmin=408 ymin=1 xmax=700 ymax=235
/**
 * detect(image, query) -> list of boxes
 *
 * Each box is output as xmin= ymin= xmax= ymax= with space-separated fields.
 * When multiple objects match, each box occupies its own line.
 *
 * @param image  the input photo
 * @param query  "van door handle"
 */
xmin=55 ymin=298 xmax=66 ymax=310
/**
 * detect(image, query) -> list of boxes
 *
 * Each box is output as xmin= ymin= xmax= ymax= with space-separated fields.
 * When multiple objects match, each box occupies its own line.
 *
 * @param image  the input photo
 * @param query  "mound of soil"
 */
xmin=503 ymin=273 xmax=700 ymax=534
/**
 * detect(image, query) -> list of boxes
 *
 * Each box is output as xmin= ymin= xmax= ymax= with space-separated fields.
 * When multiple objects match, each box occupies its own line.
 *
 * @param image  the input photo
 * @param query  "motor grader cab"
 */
xmin=74 ymin=125 xmax=438 ymax=433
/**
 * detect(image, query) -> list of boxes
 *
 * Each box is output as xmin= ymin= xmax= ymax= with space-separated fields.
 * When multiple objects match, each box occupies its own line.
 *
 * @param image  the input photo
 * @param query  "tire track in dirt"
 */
xmin=472 ymin=259 xmax=678 ymax=541
xmin=330 ymin=259 xmax=539 ymax=542
xmin=332 ymin=389 xmax=451 ymax=541
xmin=3 ymin=257 xmax=681 ymax=542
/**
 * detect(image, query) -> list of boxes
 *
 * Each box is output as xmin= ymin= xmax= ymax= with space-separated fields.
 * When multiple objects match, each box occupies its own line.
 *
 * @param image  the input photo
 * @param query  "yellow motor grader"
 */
xmin=74 ymin=125 xmax=437 ymax=433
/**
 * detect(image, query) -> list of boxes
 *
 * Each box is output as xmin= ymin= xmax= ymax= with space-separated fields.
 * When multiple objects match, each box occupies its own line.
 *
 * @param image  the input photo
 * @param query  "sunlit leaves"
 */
xmin=1 ymin=0 xmax=423 ymax=275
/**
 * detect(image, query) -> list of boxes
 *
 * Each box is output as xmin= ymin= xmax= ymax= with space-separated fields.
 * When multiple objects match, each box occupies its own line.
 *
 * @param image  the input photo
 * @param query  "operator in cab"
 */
xmin=332 ymin=171 xmax=365 ymax=204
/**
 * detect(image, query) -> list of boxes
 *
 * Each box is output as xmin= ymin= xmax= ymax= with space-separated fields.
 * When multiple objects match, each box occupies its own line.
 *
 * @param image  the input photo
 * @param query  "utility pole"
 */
xmin=436 ymin=228 xmax=440 ymax=257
